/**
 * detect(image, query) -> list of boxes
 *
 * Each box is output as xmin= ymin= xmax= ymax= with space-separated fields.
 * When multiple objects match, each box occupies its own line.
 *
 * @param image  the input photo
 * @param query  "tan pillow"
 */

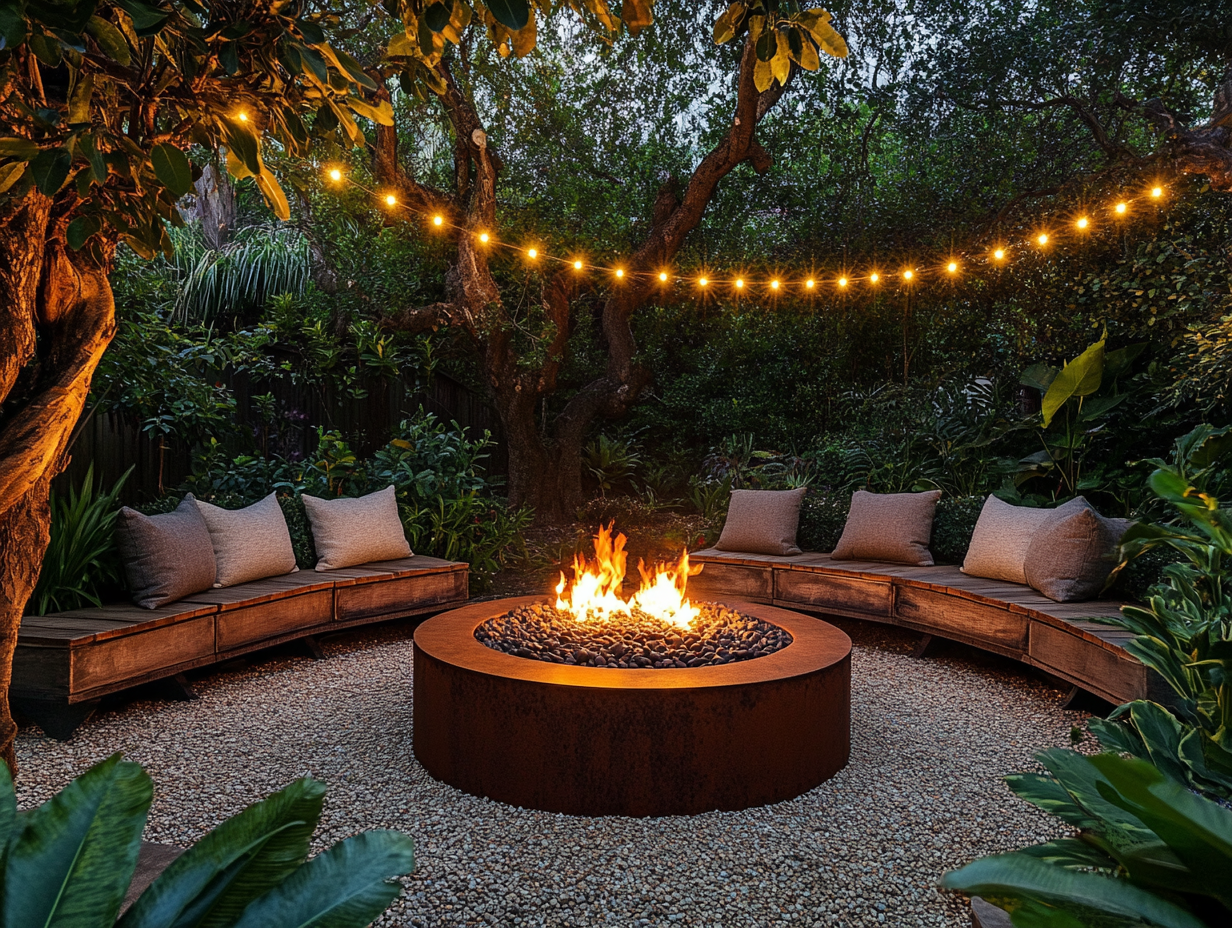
xmin=301 ymin=485 xmax=412 ymax=570
xmin=715 ymin=488 xmax=806 ymax=556
xmin=194 ymin=493 xmax=298 ymax=587
xmin=1023 ymin=498 xmax=1132 ymax=602
xmin=961 ymin=495 xmax=1055 ymax=584
xmin=831 ymin=490 xmax=942 ymax=565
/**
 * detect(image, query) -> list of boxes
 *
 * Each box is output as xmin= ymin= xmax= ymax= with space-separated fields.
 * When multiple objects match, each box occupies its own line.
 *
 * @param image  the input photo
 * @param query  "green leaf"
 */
xmin=87 ymin=15 xmax=132 ymax=66
xmin=424 ymin=1 xmax=450 ymax=32
xmin=254 ymin=168 xmax=290 ymax=221
xmin=1041 ymin=338 xmax=1105 ymax=428
xmin=67 ymin=214 xmax=101 ymax=250
xmin=68 ymin=73 xmax=94 ymax=123
xmin=29 ymin=147 xmax=72 ymax=194
xmin=484 ymin=0 xmax=529 ymax=31
xmin=229 ymin=830 xmax=414 ymax=928
xmin=0 ymin=759 xmax=16 ymax=875
xmin=0 ymin=2 xmax=28 ymax=51
xmin=0 ymin=137 xmax=38 ymax=160
xmin=0 ymin=161 xmax=26 ymax=193
xmin=151 ymin=143 xmax=192 ymax=197
xmin=113 ymin=0 xmax=171 ymax=35
xmin=3 ymin=754 xmax=152 ymax=928
xmin=223 ymin=123 xmax=261 ymax=177
xmin=1020 ymin=361 xmax=1057 ymax=392
xmin=118 ymin=778 xmax=327 ymax=928
xmin=345 ymin=95 xmax=394 ymax=126
xmin=1124 ymin=702 xmax=1188 ymax=785
xmin=941 ymin=854 xmax=1207 ymax=928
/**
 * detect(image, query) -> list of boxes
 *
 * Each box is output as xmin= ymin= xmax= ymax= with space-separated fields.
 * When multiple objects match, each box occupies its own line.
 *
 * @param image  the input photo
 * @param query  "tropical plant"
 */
xmin=371 ymin=413 xmax=495 ymax=503
xmin=942 ymin=749 xmax=1232 ymax=928
xmin=688 ymin=474 xmax=733 ymax=527
xmin=1017 ymin=336 xmax=1145 ymax=499
xmin=32 ymin=466 xmax=131 ymax=616
xmin=1090 ymin=424 xmax=1232 ymax=800
xmin=402 ymin=494 xmax=532 ymax=587
xmin=176 ymin=225 xmax=312 ymax=324
xmin=0 ymin=753 xmax=414 ymax=928
xmin=583 ymin=435 xmax=642 ymax=497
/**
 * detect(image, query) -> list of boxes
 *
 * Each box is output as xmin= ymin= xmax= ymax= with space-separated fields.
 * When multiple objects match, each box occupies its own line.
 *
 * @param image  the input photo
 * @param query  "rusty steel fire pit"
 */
xmin=412 ymin=596 xmax=851 ymax=817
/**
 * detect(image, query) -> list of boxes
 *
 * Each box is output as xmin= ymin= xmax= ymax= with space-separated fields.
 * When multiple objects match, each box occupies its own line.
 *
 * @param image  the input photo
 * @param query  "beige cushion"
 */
xmin=961 ymin=496 xmax=1055 ymax=584
xmin=115 ymin=495 xmax=216 ymax=609
xmin=301 ymin=486 xmax=411 ymax=570
xmin=1024 ymin=498 xmax=1132 ymax=602
xmin=194 ymin=493 xmax=298 ymax=587
xmin=715 ymin=488 xmax=806 ymax=556
xmin=831 ymin=490 xmax=942 ymax=565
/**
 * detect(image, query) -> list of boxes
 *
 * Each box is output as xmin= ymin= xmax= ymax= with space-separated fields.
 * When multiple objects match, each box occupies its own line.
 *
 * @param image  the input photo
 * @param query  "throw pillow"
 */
xmin=831 ymin=489 xmax=942 ymax=565
xmin=1023 ymin=498 xmax=1132 ymax=602
xmin=714 ymin=488 xmax=806 ymax=556
xmin=194 ymin=493 xmax=299 ymax=587
xmin=115 ymin=495 xmax=217 ymax=609
xmin=960 ymin=495 xmax=1055 ymax=584
xmin=301 ymin=485 xmax=412 ymax=570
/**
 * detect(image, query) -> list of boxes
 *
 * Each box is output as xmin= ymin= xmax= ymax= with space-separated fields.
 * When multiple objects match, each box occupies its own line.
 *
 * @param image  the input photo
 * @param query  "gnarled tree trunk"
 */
xmin=378 ymin=38 xmax=791 ymax=521
xmin=0 ymin=195 xmax=117 ymax=773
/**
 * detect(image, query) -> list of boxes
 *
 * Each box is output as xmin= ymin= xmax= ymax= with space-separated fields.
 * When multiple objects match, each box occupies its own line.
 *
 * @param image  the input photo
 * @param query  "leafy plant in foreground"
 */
xmin=0 ymin=754 xmax=414 ymax=928
xmin=32 ymin=466 xmax=131 ymax=616
xmin=942 ymin=749 xmax=1232 ymax=928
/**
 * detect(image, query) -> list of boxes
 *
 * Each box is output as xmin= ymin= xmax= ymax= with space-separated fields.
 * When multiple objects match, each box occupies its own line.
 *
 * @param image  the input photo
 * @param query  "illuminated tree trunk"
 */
xmin=0 ymin=195 xmax=117 ymax=774
xmin=378 ymin=39 xmax=788 ymax=521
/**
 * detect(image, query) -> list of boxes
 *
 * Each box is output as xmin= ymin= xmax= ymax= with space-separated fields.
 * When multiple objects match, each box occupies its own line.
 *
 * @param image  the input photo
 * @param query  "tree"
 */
xmin=368 ymin=0 xmax=848 ymax=519
xmin=0 ymin=0 xmax=390 ymax=773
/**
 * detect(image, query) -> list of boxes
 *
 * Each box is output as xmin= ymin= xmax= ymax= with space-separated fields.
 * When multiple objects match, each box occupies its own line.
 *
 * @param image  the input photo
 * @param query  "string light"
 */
xmin=237 ymin=111 xmax=249 ymax=122
xmin=324 ymin=168 xmax=1174 ymax=300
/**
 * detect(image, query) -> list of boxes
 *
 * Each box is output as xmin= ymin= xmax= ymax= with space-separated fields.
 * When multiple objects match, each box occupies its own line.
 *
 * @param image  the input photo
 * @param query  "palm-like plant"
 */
xmin=176 ymin=225 xmax=312 ymax=324
xmin=0 ymin=754 xmax=414 ymax=928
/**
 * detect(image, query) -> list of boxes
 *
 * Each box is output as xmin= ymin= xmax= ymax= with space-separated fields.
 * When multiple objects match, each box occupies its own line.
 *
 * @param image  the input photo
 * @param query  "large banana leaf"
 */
xmin=3 ymin=754 xmax=151 ymax=928
xmin=0 ymin=761 xmax=16 ymax=895
xmin=941 ymin=854 xmax=1206 ymax=928
xmin=229 ymin=830 xmax=415 ymax=928
xmin=118 ymin=778 xmax=327 ymax=928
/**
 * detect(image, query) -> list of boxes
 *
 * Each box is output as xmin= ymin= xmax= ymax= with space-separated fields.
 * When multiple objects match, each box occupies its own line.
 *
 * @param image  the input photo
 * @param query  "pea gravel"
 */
xmin=14 ymin=616 xmax=1091 ymax=928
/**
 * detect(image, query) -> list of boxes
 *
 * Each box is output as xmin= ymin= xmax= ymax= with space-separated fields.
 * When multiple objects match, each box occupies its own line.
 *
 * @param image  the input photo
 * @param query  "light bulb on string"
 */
xmin=658 ymin=271 xmax=669 ymax=282
xmin=805 ymin=279 xmax=815 ymax=289
xmin=770 ymin=279 xmax=780 ymax=290
xmin=614 ymin=268 xmax=624 ymax=279
xmin=735 ymin=278 xmax=744 ymax=289
xmin=838 ymin=277 xmax=848 ymax=288
xmin=947 ymin=261 xmax=959 ymax=274
xmin=527 ymin=248 xmax=538 ymax=260
xmin=573 ymin=260 xmax=584 ymax=270
xmin=1076 ymin=217 xmax=1089 ymax=230
xmin=1037 ymin=233 xmax=1049 ymax=246
xmin=869 ymin=272 xmax=880 ymax=284
xmin=1151 ymin=186 xmax=1164 ymax=198
xmin=328 ymin=168 xmax=342 ymax=182
xmin=993 ymin=248 xmax=1005 ymax=261
xmin=384 ymin=194 xmax=397 ymax=207
xmin=432 ymin=215 xmax=444 ymax=227
xmin=478 ymin=232 xmax=490 ymax=244
xmin=1115 ymin=202 xmax=1128 ymax=215
xmin=902 ymin=269 xmax=913 ymax=281
xmin=698 ymin=277 xmax=708 ymax=287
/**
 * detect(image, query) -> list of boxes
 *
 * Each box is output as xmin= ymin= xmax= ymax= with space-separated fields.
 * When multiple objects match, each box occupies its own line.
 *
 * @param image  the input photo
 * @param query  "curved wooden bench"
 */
xmin=689 ymin=548 xmax=1166 ymax=706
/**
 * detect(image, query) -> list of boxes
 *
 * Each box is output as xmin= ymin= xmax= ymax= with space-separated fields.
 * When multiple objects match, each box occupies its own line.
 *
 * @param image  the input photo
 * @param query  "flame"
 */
xmin=555 ymin=525 xmax=700 ymax=629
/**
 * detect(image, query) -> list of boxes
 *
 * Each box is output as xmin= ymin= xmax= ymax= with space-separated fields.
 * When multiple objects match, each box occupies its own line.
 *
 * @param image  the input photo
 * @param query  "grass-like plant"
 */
xmin=32 ymin=465 xmax=131 ymax=616
xmin=0 ymin=754 xmax=414 ymax=928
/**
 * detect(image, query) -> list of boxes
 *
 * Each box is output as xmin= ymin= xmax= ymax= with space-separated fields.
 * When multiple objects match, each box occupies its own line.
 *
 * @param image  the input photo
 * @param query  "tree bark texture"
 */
xmin=378 ymin=39 xmax=791 ymax=521
xmin=0 ymin=194 xmax=117 ymax=773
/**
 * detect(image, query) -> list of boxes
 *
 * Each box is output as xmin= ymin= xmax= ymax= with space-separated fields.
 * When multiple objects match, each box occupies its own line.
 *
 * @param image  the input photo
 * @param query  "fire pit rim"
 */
xmin=414 ymin=594 xmax=851 ymax=691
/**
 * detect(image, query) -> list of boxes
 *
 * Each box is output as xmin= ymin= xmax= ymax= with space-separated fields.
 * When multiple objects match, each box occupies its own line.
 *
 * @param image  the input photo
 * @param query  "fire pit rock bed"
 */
xmin=475 ymin=602 xmax=792 ymax=668
xmin=414 ymin=596 xmax=851 ymax=817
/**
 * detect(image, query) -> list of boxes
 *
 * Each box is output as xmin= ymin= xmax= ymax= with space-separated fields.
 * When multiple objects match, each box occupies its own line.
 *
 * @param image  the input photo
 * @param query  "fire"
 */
xmin=555 ymin=525 xmax=701 ymax=628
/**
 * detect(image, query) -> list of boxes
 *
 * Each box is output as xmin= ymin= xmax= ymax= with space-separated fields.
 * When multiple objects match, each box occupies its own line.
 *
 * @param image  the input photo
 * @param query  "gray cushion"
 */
xmin=715 ymin=488 xmax=806 ymax=556
xmin=831 ymin=490 xmax=942 ymax=565
xmin=1023 ymin=497 xmax=1132 ymax=602
xmin=961 ymin=495 xmax=1055 ymax=584
xmin=194 ymin=493 xmax=298 ymax=587
xmin=302 ymin=486 xmax=412 ymax=571
xmin=115 ymin=495 xmax=216 ymax=609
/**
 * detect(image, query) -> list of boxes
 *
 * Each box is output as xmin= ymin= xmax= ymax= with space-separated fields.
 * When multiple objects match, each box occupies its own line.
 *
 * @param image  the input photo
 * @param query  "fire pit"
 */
xmin=413 ymin=528 xmax=851 ymax=817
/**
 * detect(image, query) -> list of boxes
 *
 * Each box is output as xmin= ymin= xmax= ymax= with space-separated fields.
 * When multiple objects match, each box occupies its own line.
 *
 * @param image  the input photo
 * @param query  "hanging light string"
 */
xmin=324 ymin=166 xmax=1169 ymax=293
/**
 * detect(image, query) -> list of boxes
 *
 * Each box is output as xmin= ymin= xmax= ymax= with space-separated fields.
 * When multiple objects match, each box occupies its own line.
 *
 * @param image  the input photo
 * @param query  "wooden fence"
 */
xmin=61 ymin=370 xmax=505 ymax=505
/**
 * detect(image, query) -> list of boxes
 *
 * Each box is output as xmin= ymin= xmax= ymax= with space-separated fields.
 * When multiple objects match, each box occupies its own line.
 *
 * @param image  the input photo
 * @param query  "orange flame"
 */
xmin=555 ymin=525 xmax=701 ymax=629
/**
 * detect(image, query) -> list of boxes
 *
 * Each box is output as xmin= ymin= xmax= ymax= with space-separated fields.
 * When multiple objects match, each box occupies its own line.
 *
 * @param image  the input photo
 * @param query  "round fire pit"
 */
xmin=413 ymin=596 xmax=851 ymax=816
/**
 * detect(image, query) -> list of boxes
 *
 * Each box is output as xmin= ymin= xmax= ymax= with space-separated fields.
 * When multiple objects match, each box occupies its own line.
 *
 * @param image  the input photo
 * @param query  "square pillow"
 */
xmin=115 ymin=495 xmax=217 ymax=609
xmin=1023 ymin=498 xmax=1132 ymax=602
xmin=961 ymin=495 xmax=1055 ymax=584
xmin=714 ymin=488 xmax=806 ymax=556
xmin=831 ymin=489 xmax=942 ymax=565
xmin=194 ymin=493 xmax=299 ymax=587
xmin=301 ymin=485 xmax=412 ymax=570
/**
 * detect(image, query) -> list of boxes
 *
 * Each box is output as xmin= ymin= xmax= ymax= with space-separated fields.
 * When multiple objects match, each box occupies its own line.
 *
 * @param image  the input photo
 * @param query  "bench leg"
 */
xmin=13 ymin=697 xmax=100 ymax=741
xmin=297 ymin=635 xmax=326 ymax=660
xmin=158 ymin=673 xmax=199 ymax=701
xmin=910 ymin=634 xmax=934 ymax=659
xmin=1061 ymin=685 xmax=1114 ymax=717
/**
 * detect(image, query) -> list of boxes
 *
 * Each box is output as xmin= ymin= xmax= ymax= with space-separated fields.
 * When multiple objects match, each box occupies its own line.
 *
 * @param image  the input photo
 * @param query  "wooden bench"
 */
xmin=689 ymin=549 xmax=1167 ymax=706
xmin=12 ymin=555 xmax=468 ymax=739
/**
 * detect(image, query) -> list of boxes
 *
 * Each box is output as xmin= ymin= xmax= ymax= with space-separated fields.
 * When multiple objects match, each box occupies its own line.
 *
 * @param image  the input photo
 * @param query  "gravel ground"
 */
xmin=14 ymin=614 xmax=1089 ymax=928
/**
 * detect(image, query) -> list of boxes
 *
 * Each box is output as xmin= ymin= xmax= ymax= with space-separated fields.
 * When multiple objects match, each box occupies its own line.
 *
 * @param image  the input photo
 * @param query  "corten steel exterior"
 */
xmin=413 ymin=596 xmax=852 ymax=817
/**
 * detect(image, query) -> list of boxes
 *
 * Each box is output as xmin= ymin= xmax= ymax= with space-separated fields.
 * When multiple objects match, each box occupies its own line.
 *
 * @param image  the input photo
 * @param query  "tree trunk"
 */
xmin=0 ymin=195 xmax=117 ymax=773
